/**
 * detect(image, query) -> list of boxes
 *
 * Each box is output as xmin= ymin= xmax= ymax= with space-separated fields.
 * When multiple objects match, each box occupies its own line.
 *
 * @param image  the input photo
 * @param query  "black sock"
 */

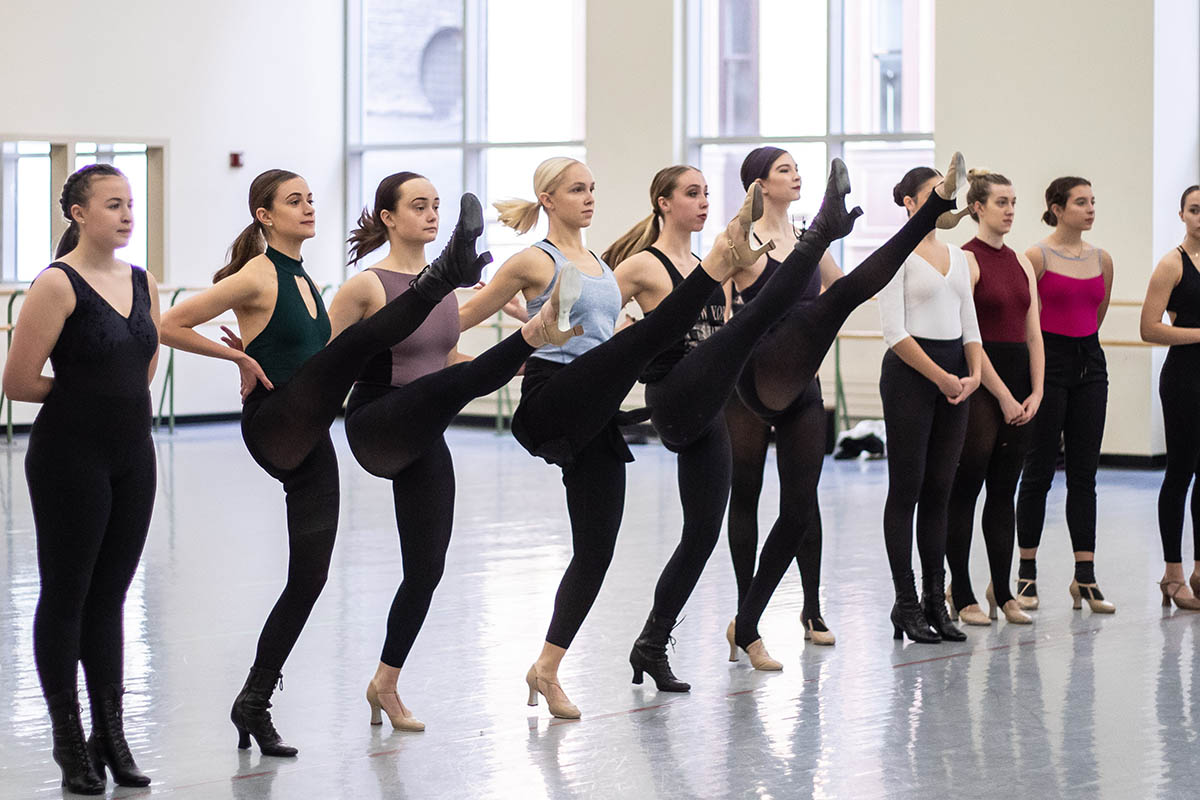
xmin=1018 ymin=558 xmax=1037 ymax=580
xmin=1074 ymin=561 xmax=1096 ymax=584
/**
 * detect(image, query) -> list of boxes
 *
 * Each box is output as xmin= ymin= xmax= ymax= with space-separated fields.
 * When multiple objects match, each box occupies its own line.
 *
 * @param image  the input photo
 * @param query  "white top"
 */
xmin=877 ymin=243 xmax=982 ymax=348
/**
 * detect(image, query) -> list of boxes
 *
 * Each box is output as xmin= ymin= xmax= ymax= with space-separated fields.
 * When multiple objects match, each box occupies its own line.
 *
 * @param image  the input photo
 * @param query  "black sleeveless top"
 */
xmin=731 ymin=248 xmax=821 ymax=314
xmin=244 ymin=247 xmax=331 ymax=387
xmin=1166 ymin=247 xmax=1200 ymax=330
xmin=44 ymin=262 xmax=158 ymax=398
xmin=639 ymin=246 xmax=727 ymax=383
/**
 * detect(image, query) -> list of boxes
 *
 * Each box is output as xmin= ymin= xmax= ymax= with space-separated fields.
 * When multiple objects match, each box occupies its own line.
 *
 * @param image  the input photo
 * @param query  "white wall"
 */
xmin=0 ymin=0 xmax=345 ymax=421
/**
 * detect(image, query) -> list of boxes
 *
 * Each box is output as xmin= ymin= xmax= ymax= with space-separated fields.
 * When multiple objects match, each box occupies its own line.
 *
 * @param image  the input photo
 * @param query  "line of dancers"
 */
xmin=6 ymin=148 xmax=1199 ymax=794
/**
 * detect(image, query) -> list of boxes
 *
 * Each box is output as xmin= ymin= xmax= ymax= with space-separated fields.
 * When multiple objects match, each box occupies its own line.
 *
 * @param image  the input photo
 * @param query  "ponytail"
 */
xmin=54 ymin=163 xmax=125 ymax=259
xmin=494 ymin=198 xmax=542 ymax=234
xmin=213 ymin=168 xmax=300 ymax=283
xmin=602 ymin=214 xmax=658 ymax=268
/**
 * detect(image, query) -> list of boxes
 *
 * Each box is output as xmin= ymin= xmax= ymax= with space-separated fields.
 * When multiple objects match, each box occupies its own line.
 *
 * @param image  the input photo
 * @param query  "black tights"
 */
xmin=1158 ymin=348 xmax=1200 ymax=564
xmin=725 ymin=383 xmax=825 ymax=632
xmin=344 ymin=331 xmax=533 ymax=667
xmin=240 ymin=288 xmax=439 ymax=672
xmin=880 ymin=339 xmax=969 ymax=591
xmin=29 ymin=396 xmax=156 ymax=699
xmin=946 ymin=344 xmax=1033 ymax=608
xmin=730 ymin=191 xmax=954 ymax=647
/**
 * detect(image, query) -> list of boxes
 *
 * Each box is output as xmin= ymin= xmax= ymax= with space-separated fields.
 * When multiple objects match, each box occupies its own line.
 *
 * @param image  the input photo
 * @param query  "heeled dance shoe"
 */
xmin=1069 ymin=579 xmax=1116 ymax=613
xmin=534 ymin=262 xmax=585 ymax=346
xmin=725 ymin=620 xmax=782 ymax=670
xmin=366 ymin=682 xmax=425 ymax=732
xmin=48 ymin=690 xmax=105 ymax=795
xmin=1015 ymin=577 xmax=1039 ymax=610
xmin=934 ymin=151 xmax=967 ymax=228
xmin=87 ymin=684 xmax=151 ymax=787
xmin=629 ymin=613 xmax=690 ymax=692
xmin=945 ymin=585 xmax=990 ymax=626
xmin=230 ymin=667 xmax=298 ymax=757
xmin=802 ymin=614 xmax=836 ymax=646
xmin=922 ymin=570 xmax=966 ymax=642
xmin=1159 ymin=579 xmax=1200 ymax=610
xmin=525 ymin=664 xmax=581 ymax=719
xmin=986 ymin=583 xmax=1032 ymax=624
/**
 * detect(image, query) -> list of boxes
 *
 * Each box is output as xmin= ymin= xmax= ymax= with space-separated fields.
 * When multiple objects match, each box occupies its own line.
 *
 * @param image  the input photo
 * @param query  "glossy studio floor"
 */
xmin=0 ymin=421 xmax=1195 ymax=799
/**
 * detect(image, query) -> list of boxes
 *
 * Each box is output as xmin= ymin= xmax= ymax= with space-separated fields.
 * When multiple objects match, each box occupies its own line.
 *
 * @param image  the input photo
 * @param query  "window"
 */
xmin=346 ymin=0 xmax=586 ymax=272
xmin=1 ymin=139 xmax=165 ymax=281
xmin=685 ymin=0 xmax=934 ymax=259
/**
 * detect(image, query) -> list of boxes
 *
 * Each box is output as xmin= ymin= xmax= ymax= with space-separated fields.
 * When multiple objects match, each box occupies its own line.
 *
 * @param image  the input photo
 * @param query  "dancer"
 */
xmin=878 ymin=162 xmax=982 ymax=644
xmin=1140 ymin=184 xmax=1200 ymax=610
xmin=4 ymin=164 xmax=158 ymax=794
xmin=160 ymin=169 xmax=490 ymax=755
xmin=327 ymin=171 xmax=579 ymax=730
xmin=602 ymin=160 xmax=860 ymax=690
xmin=944 ymin=170 xmax=1041 ymax=627
xmin=722 ymin=147 xmax=845 ymax=653
xmin=457 ymin=156 xmax=812 ymax=716
xmin=1015 ymin=177 xmax=1115 ymax=614
xmin=727 ymin=153 xmax=969 ymax=659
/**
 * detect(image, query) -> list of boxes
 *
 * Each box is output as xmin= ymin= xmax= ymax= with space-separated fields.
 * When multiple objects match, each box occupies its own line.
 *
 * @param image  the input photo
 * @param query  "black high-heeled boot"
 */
xmin=230 ymin=667 xmax=298 ymax=757
xmin=87 ymin=684 xmax=150 ymax=787
xmin=891 ymin=570 xmax=940 ymax=644
xmin=793 ymin=158 xmax=864 ymax=261
xmin=922 ymin=570 xmax=966 ymax=642
xmin=47 ymin=689 xmax=105 ymax=795
xmin=629 ymin=613 xmax=691 ymax=692
xmin=409 ymin=193 xmax=493 ymax=302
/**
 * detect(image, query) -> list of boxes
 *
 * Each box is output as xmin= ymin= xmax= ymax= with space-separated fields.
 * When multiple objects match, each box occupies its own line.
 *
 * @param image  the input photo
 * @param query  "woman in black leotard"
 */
xmin=327 ymin=172 xmax=578 ymax=731
xmin=723 ymin=147 xmax=845 ymax=655
xmin=160 ymin=169 xmax=489 ymax=756
xmin=1141 ymin=184 xmax=1200 ymax=610
xmin=458 ymin=157 xmax=785 ymax=717
xmin=602 ymin=161 xmax=860 ymax=691
xmin=4 ymin=165 xmax=160 ymax=794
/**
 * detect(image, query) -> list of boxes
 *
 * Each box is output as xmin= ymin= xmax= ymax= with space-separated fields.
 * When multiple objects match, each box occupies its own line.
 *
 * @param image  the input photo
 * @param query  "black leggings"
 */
xmin=946 ymin=343 xmax=1033 ymax=608
xmin=1016 ymin=332 xmax=1107 ymax=554
xmin=729 ymin=192 xmax=955 ymax=646
xmin=28 ymin=394 xmax=156 ymax=699
xmin=880 ymin=338 xmax=969 ymax=586
xmin=240 ymin=288 xmax=439 ymax=672
xmin=344 ymin=331 xmax=533 ymax=667
xmin=1157 ymin=346 xmax=1200 ymax=563
xmin=725 ymin=381 xmax=825 ymax=626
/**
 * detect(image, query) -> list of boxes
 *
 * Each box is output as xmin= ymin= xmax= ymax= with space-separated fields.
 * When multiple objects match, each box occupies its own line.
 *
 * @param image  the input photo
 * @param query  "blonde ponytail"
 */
xmin=494 ymin=198 xmax=542 ymax=234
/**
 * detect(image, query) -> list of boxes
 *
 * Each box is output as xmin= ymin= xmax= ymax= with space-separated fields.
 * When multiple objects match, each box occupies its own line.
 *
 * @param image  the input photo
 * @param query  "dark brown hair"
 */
xmin=346 ymin=171 xmax=425 ymax=266
xmin=893 ymin=166 xmax=941 ymax=207
xmin=214 ymin=169 xmax=301 ymax=283
xmin=602 ymin=165 xmax=699 ymax=268
xmin=965 ymin=169 xmax=1012 ymax=222
xmin=1181 ymin=185 xmax=1200 ymax=211
xmin=55 ymin=164 xmax=126 ymax=258
xmin=1042 ymin=176 xmax=1091 ymax=226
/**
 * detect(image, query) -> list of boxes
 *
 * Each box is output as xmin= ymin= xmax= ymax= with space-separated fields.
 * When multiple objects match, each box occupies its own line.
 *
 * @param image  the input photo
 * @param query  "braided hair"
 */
xmin=55 ymin=163 xmax=125 ymax=258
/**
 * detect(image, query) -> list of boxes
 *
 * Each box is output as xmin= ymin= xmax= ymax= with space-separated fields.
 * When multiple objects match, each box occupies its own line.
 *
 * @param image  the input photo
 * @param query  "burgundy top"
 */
xmin=358 ymin=268 xmax=460 ymax=386
xmin=962 ymin=237 xmax=1029 ymax=343
xmin=1035 ymin=245 xmax=1105 ymax=338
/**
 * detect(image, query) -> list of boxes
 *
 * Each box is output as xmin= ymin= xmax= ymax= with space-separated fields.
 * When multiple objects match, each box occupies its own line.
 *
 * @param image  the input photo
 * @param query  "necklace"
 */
xmin=1057 ymin=240 xmax=1086 ymax=258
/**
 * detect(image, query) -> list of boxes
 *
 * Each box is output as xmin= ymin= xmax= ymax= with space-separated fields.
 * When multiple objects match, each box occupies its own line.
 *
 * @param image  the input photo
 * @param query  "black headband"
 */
xmin=740 ymin=147 xmax=787 ymax=190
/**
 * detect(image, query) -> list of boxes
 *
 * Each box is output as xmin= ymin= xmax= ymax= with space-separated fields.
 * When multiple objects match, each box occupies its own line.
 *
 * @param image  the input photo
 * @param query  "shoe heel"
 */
xmin=527 ymin=686 xmax=538 ymax=707
xmin=236 ymin=727 xmax=250 ymax=750
xmin=631 ymin=667 xmax=644 ymax=685
xmin=987 ymin=599 xmax=998 ymax=620
xmin=1072 ymin=596 xmax=1082 ymax=610
xmin=893 ymin=625 xmax=903 ymax=640
xmin=368 ymin=699 xmax=382 ymax=726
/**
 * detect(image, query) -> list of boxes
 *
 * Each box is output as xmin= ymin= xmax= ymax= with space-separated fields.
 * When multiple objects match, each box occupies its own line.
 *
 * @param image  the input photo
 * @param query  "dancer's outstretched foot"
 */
xmin=410 ymin=193 xmax=494 ymax=302
xmin=522 ymin=262 xmax=584 ymax=347
xmin=699 ymin=183 xmax=773 ymax=282
xmin=932 ymin=151 xmax=966 ymax=228
xmin=798 ymin=157 xmax=863 ymax=250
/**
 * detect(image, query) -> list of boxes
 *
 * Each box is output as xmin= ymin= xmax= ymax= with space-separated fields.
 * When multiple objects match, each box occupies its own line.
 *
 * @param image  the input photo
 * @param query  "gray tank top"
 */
xmin=525 ymin=240 xmax=622 ymax=364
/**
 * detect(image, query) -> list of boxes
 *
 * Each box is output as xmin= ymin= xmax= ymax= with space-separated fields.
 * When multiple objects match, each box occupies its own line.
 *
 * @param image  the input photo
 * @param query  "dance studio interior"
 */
xmin=1 ymin=0 xmax=1198 ymax=797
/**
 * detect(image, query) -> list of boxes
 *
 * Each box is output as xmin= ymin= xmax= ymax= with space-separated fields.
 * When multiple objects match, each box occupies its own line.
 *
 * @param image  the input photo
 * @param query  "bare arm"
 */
xmin=1018 ymin=253 xmax=1045 ymax=424
xmin=146 ymin=272 xmax=162 ymax=383
xmin=1096 ymin=248 xmax=1114 ymax=328
xmin=818 ymin=249 xmax=843 ymax=290
xmin=614 ymin=251 xmax=670 ymax=314
xmin=2 ymin=268 xmax=74 ymax=403
xmin=327 ymin=271 xmax=378 ymax=340
xmin=458 ymin=248 xmax=550 ymax=331
xmin=1140 ymin=251 xmax=1200 ymax=345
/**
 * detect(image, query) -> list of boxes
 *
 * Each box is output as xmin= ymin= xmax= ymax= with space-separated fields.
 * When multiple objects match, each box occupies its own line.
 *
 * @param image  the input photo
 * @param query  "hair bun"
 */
xmin=967 ymin=168 xmax=990 ymax=179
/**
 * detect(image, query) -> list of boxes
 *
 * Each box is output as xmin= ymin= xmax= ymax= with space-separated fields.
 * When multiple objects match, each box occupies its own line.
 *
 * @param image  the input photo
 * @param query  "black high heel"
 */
xmin=87 ymin=684 xmax=150 ymax=787
xmin=891 ymin=570 xmax=940 ymax=644
xmin=230 ymin=667 xmax=298 ymax=757
xmin=922 ymin=569 xmax=966 ymax=642
xmin=629 ymin=613 xmax=691 ymax=692
xmin=47 ymin=689 xmax=105 ymax=795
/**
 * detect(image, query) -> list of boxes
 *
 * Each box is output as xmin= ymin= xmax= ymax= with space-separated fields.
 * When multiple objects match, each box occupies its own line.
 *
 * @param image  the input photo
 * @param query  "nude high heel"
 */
xmin=1014 ymin=577 xmax=1039 ymax=610
xmin=533 ymin=262 xmax=584 ymax=346
xmin=1159 ymin=579 xmax=1200 ymax=610
xmin=986 ymin=583 xmax=1032 ymax=624
xmin=365 ymin=682 xmax=425 ymax=732
xmin=1069 ymin=579 xmax=1115 ymax=614
xmin=727 ymin=620 xmax=782 ymax=669
xmin=801 ymin=614 xmax=836 ymax=646
xmin=945 ymin=584 xmax=990 ymax=626
xmin=725 ymin=620 xmax=739 ymax=662
xmin=525 ymin=665 xmax=580 ymax=720
xmin=934 ymin=151 xmax=967 ymax=228
xmin=701 ymin=185 xmax=773 ymax=282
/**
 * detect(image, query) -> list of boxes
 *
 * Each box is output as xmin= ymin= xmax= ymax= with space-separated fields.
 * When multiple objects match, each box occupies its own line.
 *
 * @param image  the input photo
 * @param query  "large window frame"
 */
xmin=343 ymin=0 xmax=586 ymax=276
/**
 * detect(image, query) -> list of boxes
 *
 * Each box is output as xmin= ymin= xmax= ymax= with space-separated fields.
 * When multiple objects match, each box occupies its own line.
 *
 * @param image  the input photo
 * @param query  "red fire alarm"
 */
xmin=229 ymin=152 xmax=244 ymax=168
